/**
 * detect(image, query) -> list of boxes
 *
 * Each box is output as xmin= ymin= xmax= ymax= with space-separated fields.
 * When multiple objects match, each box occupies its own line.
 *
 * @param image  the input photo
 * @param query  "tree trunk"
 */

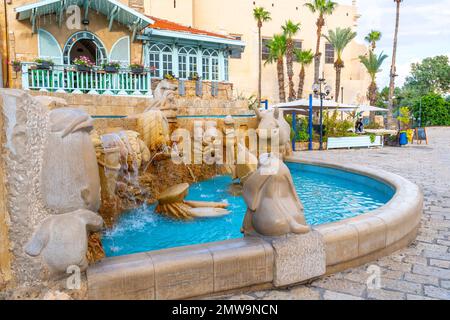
xmin=368 ymin=81 xmax=378 ymax=123
xmin=314 ymin=15 xmax=325 ymax=87
xmin=297 ymin=66 xmax=305 ymax=99
xmin=277 ymin=59 xmax=286 ymax=103
xmin=387 ymin=1 xmax=401 ymax=129
xmin=257 ymin=24 xmax=262 ymax=108
xmin=286 ymin=39 xmax=296 ymax=101
xmin=335 ymin=63 xmax=342 ymax=103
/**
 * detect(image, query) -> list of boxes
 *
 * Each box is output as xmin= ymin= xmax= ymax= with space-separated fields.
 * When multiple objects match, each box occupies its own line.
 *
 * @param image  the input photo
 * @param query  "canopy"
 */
xmin=15 ymin=0 xmax=154 ymax=34
xmin=268 ymin=99 xmax=388 ymax=113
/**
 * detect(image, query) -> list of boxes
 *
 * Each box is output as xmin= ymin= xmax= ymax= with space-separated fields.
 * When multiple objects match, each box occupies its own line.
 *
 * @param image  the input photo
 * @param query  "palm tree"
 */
xmin=359 ymin=51 xmax=389 ymax=122
xmin=323 ymin=27 xmax=356 ymax=102
xmin=304 ymin=0 xmax=337 ymax=87
xmin=265 ymin=34 xmax=287 ymax=102
xmin=282 ymin=20 xmax=301 ymax=101
xmin=295 ymin=49 xmax=314 ymax=99
xmin=253 ymin=7 xmax=272 ymax=107
xmin=365 ymin=30 xmax=382 ymax=51
xmin=387 ymin=0 xmax=403 ymax=129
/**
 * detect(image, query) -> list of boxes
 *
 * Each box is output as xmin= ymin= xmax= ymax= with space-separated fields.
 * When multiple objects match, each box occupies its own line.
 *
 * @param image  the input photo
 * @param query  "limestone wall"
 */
xmin=0 ymin=95 xmax=12 ymax=289
xmin=0 ymin=89 xmax=50 ymax=288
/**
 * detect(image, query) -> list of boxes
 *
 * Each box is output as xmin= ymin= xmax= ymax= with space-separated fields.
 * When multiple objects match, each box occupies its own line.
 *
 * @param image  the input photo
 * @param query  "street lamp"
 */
xmin=313 ymin=78 xmax=332 ymax=150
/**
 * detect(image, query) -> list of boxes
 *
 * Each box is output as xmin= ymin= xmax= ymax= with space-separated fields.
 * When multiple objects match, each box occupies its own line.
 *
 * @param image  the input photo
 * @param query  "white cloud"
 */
xmin=338 ymin=0 xmax=450 ymax=88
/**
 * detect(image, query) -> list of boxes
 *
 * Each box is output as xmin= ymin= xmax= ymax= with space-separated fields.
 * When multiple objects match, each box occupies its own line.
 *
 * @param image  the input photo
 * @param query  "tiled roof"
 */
xmin=147 ymin=16 xmax=235 ymax=40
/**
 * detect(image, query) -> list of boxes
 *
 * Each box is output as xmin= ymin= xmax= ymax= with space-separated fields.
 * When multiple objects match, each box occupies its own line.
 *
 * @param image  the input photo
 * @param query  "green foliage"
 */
xmin=322 ymin=27 xmax=357 ymax=63
xmin=304 ymin=0 xmax=337 ymax=15
xmin=369 ymin=133 xmax=376 ymax=143
xmin=323 ymin=110 xmax=355 ymax=139
xmin=359 ymin=51 xmax=388 ymax=81
xmin=282 ymin=20 xmax=301 ymax=38
xmin=253 ymin=7 xmax=272 ymax=26
xmin=365 ymin=30 xmax=382 ymax=50
xmin=34 ymin=58 xmax=54 ymax=66
xmin=397 ymin=106 xmax=411 ymax=130
xmin=404 ymin=55 xmax=450 ymax=95
xmin=264 ymin=34 xmax=287 ymax=65
xmin=295 ymin=49 xmax=314 ymax=66
xmin=285 ymin=115 xmax=310 ymax=142
xmin=411 ymin=93 xmax=450 ymax=126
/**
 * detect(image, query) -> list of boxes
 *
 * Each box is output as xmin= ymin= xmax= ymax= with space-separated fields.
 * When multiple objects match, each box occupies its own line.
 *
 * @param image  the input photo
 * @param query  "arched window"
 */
xmin=178 ymin=47 xmax=197 ymax=80
xmin=38 ymin=29 xmax=63 ymax=64
xmin=109 ymin=36 xmax=130 ymax=67
xmin=148 ymin=43 xmax=173 ymax=78
xmin=202 ymin=49 xmax=219 ymax=81
xmin=63 ymin=31 xmax=107 ymax=65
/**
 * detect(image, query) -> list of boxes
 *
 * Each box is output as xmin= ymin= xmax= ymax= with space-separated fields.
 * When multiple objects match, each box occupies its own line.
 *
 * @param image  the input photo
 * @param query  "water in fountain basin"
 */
xmin=102 ymin=162 xmax=395 ymax=257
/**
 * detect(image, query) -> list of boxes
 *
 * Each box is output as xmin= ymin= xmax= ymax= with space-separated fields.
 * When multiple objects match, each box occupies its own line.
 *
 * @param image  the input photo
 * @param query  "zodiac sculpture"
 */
xmin=242 ymin=153 xmax=310 ymax=237
xmin=41 ymin=108 xmax=101 ymax=213
xmin=25 ymin=209 xmax=104 ymax=274
xmin=145 ymin=79 xmax=178 ymax=112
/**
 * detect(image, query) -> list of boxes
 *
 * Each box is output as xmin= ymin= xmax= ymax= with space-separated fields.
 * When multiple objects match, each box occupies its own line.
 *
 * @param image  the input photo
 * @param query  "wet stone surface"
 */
xmin=216 ymin=127 xmax=450 ymax=300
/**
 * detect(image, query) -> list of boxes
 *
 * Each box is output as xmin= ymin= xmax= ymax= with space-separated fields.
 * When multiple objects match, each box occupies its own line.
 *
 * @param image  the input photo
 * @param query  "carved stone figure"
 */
xmin=41 ymin=108 xmax=101 ymax=213
xmin=254 ymin=107 xmax=292 ymax=157
xmin=25 ymin=210 xmax=104 ymax=274
xmin=134 ymin=109 xmax=170 ymax=151
xmin=155 ymin=183 xmax=229 ymax=219
xmin=235 ymin=143 xmax=258 ymax=184
xmin=145 ymin=79 xmax=178 ymax=112
xmin=242 ymin=153 xmax=310 ymax=237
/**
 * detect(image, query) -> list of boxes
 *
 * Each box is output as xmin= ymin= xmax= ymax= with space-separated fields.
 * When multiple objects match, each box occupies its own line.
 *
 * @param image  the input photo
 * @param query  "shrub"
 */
xmin=73 ymin=56 xmax=94 ymax=67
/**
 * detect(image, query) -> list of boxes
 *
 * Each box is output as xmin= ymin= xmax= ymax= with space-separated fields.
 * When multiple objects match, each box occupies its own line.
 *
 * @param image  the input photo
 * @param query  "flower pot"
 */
xmin=76 ymin=65 xmax=92 ymax=72
xmin=131 ymin=67 xmax=144 ymax=74
xmin=36 ymin=61 xmax=51 ymax=70
xmin=12 ymin=65 xmax=21 ymax=73
xmin=104 ymin=66 xmax=119 ymax=73
xmin=399 ymin=131 xmax=408 ymax=146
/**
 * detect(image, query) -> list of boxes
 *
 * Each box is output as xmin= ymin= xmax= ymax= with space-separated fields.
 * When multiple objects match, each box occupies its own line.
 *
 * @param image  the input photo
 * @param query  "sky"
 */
xmin=339 ymin=0 xmax=450 ymax=88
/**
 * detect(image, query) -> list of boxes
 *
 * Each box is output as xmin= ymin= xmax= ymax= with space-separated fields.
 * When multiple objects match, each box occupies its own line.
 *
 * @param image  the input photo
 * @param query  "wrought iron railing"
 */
xmin=21 ymin=63 xmax=153 ymax=96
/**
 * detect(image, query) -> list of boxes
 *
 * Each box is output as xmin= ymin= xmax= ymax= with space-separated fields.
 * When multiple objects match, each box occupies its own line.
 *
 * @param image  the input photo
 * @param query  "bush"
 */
xmin=411 ymin=93 xmax=450 ymax=126
xmin=285 ymin=115 xmax=310 ymax=142
xmin=323 ymin=110 xmax=355 ymax=139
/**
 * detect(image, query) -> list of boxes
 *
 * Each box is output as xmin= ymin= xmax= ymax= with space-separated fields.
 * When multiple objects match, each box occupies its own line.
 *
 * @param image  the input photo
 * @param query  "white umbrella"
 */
xmin=357 ymin=105 xmax=388 ymax=112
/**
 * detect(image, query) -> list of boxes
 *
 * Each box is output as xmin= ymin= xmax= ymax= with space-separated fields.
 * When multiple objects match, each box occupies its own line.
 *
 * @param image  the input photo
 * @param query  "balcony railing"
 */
xmin=21 ymin=63 xmax=153 ymax=97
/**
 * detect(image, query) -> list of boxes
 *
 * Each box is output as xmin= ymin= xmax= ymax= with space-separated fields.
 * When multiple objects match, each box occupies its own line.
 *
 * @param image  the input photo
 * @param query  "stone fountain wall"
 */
xmin=0 ymin=98 xmax=12 ymax=289
xmin=0 ymin=89 xmax=51 ymax=289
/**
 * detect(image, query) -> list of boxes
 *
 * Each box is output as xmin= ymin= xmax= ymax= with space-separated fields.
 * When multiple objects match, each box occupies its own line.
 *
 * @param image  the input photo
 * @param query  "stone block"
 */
xmin=87 ymin=252 xmax=155 ymax=300
xmin=149 ymin=244 xmax=214 ymax=299
xmin=266 ymin=231 xmax=326 ymax=287
xmin=205 ymin=238 xmax=273 ymax=292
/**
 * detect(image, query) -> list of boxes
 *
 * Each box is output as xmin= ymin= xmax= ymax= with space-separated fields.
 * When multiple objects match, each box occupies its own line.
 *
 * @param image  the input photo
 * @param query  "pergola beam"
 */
xmin=57 ymin=0 xmax=66 ymax=28
xmin=108 ymin=6 xmax=119 ymax=31
xmin=131 ymin=18 xmax=140 ymax=42
xmin=30 ymin=8 xmax=36 ymax=34
xmin=84 ymin=0 xmax=91 ymax=20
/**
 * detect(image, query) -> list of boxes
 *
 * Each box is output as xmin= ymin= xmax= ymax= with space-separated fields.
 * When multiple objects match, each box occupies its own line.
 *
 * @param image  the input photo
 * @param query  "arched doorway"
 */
xmin=63 ymin=31 xmax=107 ymax=66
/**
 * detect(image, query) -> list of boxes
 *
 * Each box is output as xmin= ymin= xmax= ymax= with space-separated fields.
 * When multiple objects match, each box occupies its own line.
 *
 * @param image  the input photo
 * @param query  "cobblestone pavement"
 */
xmin=220 ymin=127 xmax=450 ymax=300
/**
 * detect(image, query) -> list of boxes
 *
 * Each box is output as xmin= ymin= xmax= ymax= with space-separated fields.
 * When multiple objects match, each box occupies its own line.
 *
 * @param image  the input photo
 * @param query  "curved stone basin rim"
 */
xmin=87 ymin=158 xmax=423 ymax=299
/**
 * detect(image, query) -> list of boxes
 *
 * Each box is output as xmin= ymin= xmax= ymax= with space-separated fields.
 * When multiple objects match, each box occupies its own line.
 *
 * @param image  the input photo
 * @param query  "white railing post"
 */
xmin=21 ymin=63 xmax=30 ymax=90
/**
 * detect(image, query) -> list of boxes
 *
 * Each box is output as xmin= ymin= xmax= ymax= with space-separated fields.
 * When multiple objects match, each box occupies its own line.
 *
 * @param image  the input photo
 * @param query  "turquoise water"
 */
xmin=102 ymin=163 xmax=394 ymax=257
xmin=177 ymin=114 xmax=256 ymax=119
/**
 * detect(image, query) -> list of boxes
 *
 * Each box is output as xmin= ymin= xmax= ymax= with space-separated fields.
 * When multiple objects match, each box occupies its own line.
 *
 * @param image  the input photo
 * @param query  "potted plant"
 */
xmin=34 ymin=58 xmax=54 ymax=70
xmin=10 ymin=60 xmax=21 ymax=73
xmin=129 ymin=63 xmax=144 ymax=74
xmin=102 ymin=61 xmax=121 ymax=73
xmin=188 ymin=72 xmax=200 ymax=81
xmin=163 ymin=72 xmax=177 ymax=81
xmin=397 ymin=106 xmax=411 ymax=146
xmin=73 ymin=56 xmax=94 ymax=72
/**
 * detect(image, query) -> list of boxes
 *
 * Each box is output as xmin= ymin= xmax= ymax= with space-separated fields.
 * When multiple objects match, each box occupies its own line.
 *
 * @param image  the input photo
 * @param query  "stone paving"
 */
xmin=221 ymin=127 xmax=450 ymax=300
